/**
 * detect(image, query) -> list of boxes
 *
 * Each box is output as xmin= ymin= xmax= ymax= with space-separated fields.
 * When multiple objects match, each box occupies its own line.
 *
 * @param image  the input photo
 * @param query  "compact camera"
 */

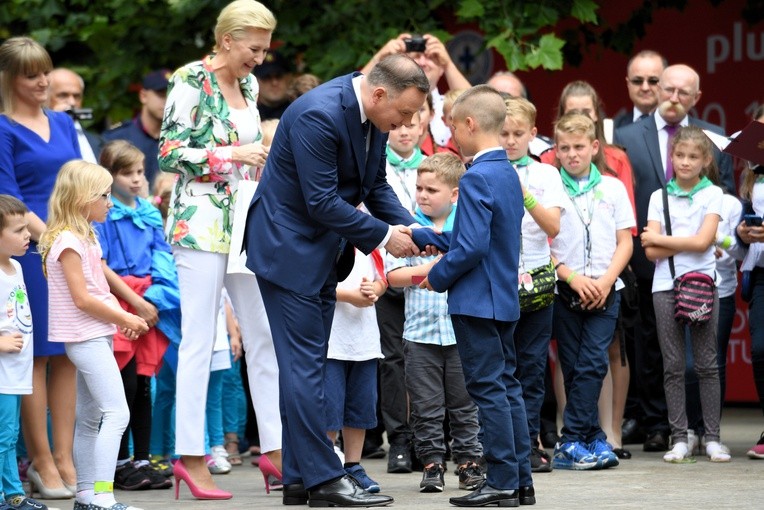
xmin=64 ymin=108 xmax=94 ymax=121
xmin=404 ymin=37 xmax=426 ymax=53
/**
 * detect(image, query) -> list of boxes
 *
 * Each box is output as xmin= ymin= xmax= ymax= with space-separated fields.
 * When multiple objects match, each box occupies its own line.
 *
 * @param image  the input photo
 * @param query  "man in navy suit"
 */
xmin=424 ymin=85 xmax=533 ymax=507
xmin=613 ymin=51 xmax=666 ymax=129
xmin=244 ymin=54 xmax=429 ymax=507
xmin=614 ymin=63 xmax=735 ymax=453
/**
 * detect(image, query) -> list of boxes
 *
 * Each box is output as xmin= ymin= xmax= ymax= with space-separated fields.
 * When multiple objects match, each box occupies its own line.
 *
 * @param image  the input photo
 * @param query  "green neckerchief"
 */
xmin=386 ymin=145 xmax=424 ymax=171
xmin=666 ymin=176 xmax=712 ymax=204
xmin=560 ymin=163 xmax=602 ymax=197
xmin=510 ymin=155 xmax=532 ymax=167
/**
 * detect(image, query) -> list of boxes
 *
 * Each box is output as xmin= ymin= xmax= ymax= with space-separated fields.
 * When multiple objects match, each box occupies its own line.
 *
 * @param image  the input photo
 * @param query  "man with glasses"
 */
xmin=614 ymin=51 xmax=667 ymax=129
xmin=614 ymin=63 xmax=734 ymax=454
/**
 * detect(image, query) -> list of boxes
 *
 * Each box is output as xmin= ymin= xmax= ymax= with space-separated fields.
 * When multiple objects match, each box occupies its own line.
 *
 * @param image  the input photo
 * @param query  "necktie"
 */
xmin=361 ymin=120 xmax=370 ymax=141
xmin=638 ymin=113 xmax=649 ymax=121
xmin=664 ymin=124 xmax=679 ymax=180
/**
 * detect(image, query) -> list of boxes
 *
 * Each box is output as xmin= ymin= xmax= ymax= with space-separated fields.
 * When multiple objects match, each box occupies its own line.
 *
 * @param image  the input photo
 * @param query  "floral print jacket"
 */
xmin=159 ymin=55 xmax=262 ymax=253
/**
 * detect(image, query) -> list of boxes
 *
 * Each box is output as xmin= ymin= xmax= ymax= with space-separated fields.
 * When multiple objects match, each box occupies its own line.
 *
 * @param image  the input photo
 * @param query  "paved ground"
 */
xmin=36 ymin=406 xmax=763 ymax=510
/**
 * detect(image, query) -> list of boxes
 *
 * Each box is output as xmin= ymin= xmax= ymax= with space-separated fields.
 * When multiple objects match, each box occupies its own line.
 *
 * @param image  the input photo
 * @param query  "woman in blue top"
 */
xmin=0 ymin=37 xmax=81 ymax=498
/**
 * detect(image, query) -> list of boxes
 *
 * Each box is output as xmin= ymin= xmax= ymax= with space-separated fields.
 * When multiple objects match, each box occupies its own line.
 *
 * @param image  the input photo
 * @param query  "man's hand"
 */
xmin=385 ymin=225 xmax=419 ymax=257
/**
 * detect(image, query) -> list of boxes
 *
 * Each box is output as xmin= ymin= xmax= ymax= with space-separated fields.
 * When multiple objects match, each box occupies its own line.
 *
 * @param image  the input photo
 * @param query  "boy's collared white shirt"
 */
xmin=551 ymin=175 xmax=635 ymax=290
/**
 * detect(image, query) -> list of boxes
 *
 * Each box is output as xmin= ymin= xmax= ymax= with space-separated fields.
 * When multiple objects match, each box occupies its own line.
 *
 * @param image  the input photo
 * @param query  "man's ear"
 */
xmin=371 ymin=87 xmax=386 ymax=105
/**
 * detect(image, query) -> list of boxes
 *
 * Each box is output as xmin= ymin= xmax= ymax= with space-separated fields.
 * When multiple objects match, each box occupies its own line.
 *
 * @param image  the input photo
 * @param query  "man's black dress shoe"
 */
xmin=621 ymin=418 xmax=645 ymax=445
xmin=449 ymin=481 xmax=519 ymax=507
xmin=519 ymin=486 xmax=536 ymax=506
xmin=284 ymin=483 xmax=309 ymax=505
xmin=308 ymin=475 xmax=393 ymax=507
xmin=643 ymin=431 xmax=669 ymax=452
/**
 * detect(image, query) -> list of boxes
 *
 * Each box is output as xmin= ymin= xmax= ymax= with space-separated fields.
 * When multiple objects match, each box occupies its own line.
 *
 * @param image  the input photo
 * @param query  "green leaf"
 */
xmin=536 ymin=33 xmax=566 ymax=70
xmin=457 ymin=0 xmax=484 ymax=19
xmin=571 ymin=0 xmax=599 ymax=24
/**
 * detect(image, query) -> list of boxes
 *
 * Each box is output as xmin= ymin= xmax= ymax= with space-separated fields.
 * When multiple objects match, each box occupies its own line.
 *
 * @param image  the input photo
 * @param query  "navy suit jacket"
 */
xmin=613 ymin=113 xmax=735 ymax=279
xmin=244 ymin=73 xmax=414 ymax=295
xmin=427 ymin=149 xmax=523 ymax=322
xmin=613 ymin=111 xmax=633 ymax=130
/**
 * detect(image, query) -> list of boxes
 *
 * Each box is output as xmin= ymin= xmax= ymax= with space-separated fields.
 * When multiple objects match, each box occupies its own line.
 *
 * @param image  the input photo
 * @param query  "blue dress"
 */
xmin=0 ymin=110 xmax=81 ymax=356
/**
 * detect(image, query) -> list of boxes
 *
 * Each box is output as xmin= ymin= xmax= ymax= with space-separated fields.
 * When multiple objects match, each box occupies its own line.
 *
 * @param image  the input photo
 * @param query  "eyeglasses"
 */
xmin=660 ymin=86 xmax=693 ymax=99
xmin=101 ymin=193 xmax=112 ymax=201
xmin=629 ymin=77 xmax=660 ymax=86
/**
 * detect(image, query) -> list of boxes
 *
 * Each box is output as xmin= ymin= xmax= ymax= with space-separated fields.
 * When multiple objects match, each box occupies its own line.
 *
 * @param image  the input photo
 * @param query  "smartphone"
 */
xmin=411 ymin=275 xmax=426 ymax=285
xmin=744 ymin=214 xmax=763 ymax=227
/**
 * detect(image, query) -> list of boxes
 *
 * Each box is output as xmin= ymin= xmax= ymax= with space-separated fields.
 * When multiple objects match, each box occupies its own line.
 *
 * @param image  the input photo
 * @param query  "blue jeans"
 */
xmin=0 ymin=394 xmax=23 ymax=498
xmin=514 ymin=304 xmax=553 ymax=445
xmin=206 ymin=370 xmax=225 ymax=448
xmin=553 ymin=293 xmax=621 ymax=444
xmin=222 ymin=356 xmax=247 ymax=438
xmin=749 ymin=268 xmax=764 ymax=415
xmin=149 ymin=360 xmax=176 ymax=457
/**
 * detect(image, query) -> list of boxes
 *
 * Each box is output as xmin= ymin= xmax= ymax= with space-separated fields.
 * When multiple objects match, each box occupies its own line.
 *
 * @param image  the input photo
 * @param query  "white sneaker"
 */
xmin=706 ymin=441 xmax=731 ymax=462
xmin=663 ymin=442 xmax=692 ymax=463
xmin=208 ymin=445 xmax=232 ymax=474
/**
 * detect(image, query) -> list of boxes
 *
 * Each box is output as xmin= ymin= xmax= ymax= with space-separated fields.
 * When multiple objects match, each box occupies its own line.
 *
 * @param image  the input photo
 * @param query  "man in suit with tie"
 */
xmin=613 ymin=51 xmax=666 ymax=129
xmin=424 ymin=85 xmax=533 ymax=507
xmin=244 ymin=54 xmax=429 ymax=507
xmin=614 ymin=63 xmax=735 ymax=453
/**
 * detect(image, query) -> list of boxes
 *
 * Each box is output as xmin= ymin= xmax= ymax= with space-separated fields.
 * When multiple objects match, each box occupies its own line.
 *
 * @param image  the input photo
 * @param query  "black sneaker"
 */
xmin=420 ymin=463 xmax=445 ymax=493
xmin=136 ymin=462 xmax=173 ymax=489
xmin=387 ymin=443 xmax=412 ymax=473
xmin=530 ymin=447 xmax=553 ymax=473
xmin=114 ymin=462 xmax=151 ymax=490
xmin=456 ymin=461 xmax=484 ymax=490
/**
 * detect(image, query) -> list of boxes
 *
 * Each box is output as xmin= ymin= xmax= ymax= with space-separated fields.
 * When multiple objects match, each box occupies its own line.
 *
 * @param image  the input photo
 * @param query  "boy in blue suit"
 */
xmin=423 ymin=85 xmax=534 ymax=507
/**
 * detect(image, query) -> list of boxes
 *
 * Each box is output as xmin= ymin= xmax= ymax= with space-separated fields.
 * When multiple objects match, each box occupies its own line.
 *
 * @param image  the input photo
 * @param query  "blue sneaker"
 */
xmin=345 ymin=464 xmax=381 ymax=493
xmin=588 ymin=439 xmax=619 ymax=469
xmin=552 ymin=442 xmax=599 ymax=470
xmin=4 ymin=496 xmax=46 ymax=510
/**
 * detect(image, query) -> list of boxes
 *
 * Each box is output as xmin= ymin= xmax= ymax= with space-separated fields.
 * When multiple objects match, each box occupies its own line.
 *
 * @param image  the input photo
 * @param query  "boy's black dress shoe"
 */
xmin=449 ymin=481 xmax=519 ymax=507
xmin=519 ymin=486 xmax=536 ymax=505
xmin=308 ymin=475 xmax=393 ymax=507
xmin=643 ymin=431 xmax=668 ymax=452
xmin=284 ymin=483 xmax=309 ymax=505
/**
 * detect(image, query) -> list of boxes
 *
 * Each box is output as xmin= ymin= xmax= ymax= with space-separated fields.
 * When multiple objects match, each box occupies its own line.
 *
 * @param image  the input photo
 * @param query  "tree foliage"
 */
xmin=1 ymin=0 xmax=756 ymax=127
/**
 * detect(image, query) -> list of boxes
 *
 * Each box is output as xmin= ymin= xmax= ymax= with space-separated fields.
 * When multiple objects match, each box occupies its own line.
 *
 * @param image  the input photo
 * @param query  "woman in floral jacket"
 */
xmin=158 ymin=0 xmax=281 ymax=498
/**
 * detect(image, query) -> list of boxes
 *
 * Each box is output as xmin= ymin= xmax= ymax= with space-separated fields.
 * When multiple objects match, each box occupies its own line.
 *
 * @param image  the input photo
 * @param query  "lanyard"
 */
xmin=567 ymin=187 xmax=597 ymax=276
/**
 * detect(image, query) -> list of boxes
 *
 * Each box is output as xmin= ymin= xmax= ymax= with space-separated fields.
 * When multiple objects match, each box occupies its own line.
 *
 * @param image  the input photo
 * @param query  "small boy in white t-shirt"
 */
xmin=325 ymin=240 xmax=387 ymax=493
xmin=0 ymin=195 xmax=47 ymax=510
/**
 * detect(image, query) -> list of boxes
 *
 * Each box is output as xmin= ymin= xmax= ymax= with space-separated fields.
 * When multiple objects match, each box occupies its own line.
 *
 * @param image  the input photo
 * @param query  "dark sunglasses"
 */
xmin=629 ymin=77 xmax=660 ymax=86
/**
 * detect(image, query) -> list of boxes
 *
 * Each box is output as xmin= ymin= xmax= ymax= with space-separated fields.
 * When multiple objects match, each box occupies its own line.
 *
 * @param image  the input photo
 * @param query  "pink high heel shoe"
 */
xmin=258 ymin=454 xmax=283 ymax=494
xmin=173 ymin=458 xmax=232 ymax=500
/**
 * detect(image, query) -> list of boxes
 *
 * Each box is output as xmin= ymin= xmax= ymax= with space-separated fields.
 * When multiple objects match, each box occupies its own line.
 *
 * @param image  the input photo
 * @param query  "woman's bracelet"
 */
xmin=565 ymin=271 xmax=578 ymax=284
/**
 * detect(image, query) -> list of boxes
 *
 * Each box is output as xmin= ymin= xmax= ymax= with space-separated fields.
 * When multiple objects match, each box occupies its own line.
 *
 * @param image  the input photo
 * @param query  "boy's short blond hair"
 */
xmin=417 ymin=153 xmax=465 ymax=189
xmin=452 ymin=85 xmax=506 ymax=133
xmin=554 ymin=112 xmax=596 ymax=143
xmin=504 ymin=96 xmax=537 ymax=127
xmin=443 ymin=88 xmax=467 ymax=112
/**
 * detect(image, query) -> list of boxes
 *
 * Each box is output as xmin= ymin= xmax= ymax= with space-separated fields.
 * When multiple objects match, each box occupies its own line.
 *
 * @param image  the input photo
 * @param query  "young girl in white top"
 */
xmin=38 ymin=160 xmax=148 ymax=510
xmin=640 ymin=126 xmax=730 ymax=463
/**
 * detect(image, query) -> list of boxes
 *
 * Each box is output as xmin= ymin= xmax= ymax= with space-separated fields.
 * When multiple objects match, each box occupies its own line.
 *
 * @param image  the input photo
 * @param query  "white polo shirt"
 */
xmin=517 ymin=160 xmax=566 ymax=271
xmin=551 ymin=175 xmax=635 ymax=290
xmin=647 ymin=184 xmax=723 ymax=292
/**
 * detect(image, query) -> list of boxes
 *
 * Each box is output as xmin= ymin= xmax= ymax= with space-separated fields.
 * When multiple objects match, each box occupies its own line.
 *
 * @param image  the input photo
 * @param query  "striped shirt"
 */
xmin=47 ymin=231 xmax=118 ymax=342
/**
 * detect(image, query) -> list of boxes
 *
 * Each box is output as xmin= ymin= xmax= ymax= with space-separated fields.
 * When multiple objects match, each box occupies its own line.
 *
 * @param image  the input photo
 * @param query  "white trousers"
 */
xmin=173 ymin=247 xmax=281 ymax=455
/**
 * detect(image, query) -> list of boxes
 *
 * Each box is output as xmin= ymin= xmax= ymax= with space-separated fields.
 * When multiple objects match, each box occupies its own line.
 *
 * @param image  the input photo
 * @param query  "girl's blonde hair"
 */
xmin=213 ymin=0 xmax=277 ymax=52
xmin=38 ymin=160 xmax=113 ymax=272
xmin=670 ymin=125 xmax=720 ymax=187
xmin=99 ymin=139 xmax=145 ymax=175
xmin=0 ymin=36 xmax=53 ymax=115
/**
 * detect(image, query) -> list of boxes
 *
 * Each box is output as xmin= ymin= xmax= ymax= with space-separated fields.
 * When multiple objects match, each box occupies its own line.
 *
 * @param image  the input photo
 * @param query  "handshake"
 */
xmin=385 ymin=225 xmax=449 ymax=258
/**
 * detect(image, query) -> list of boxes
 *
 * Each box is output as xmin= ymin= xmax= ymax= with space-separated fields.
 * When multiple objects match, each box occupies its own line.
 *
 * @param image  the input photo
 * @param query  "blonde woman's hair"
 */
xmin=504 ymin=96 xmax=537 ymax=127
xmin=99 ymin=140 xmax=145 ymax=175
xmin=417 ymin=153 xmax=466 ymax=189
xmin=214 ymin=0 xmax=277 ymax=52
xmin=554 ymin=112 xmax=597 ymax=143
xmin=0 ymin=36 xmax=53 ymax=115
xmin=38 ymin=161 xmax=113 ymax=273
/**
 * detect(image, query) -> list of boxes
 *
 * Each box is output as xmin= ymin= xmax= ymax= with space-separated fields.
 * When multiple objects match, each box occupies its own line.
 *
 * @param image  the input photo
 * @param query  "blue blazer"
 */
xmin=244 ymin=73 xmax=414 ymax=295
xmin=427 ymin=149 xmax=523 ymax=322
xmin=614 ymin=113 xmax=735 ymax=279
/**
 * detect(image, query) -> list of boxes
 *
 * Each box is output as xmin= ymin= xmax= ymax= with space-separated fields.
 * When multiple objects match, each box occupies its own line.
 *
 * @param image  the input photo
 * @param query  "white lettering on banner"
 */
xmin=728 ymin=338 xmax=752 ymax=365
xmin=707 ymin=22 xmax=764 ymax=74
